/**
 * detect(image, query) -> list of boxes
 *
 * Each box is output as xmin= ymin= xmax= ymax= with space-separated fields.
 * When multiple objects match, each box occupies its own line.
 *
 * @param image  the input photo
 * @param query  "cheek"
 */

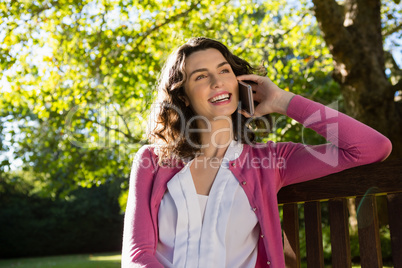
xmin=229 ymin=79 xmax=239 ymax=92
xmin=192 ymin=84 xmax=208 ymax=97
xmin=226 ymin=74 xmax=238 ymax=85
xmin=185 ymin=87 xmax=205 ymax=107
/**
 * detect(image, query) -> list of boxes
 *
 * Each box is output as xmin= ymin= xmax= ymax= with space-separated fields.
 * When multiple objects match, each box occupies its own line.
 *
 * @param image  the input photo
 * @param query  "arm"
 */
xmin=236 ymin=74 xmax=392 ymax=188
xmin=122 ymin=146 xmax=163 ymax=268
xmin=277 ymin=95 xmax=392 ymax=187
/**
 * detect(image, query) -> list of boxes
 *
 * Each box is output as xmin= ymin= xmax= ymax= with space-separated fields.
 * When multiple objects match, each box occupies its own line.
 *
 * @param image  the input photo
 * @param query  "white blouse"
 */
xmin=156 ymin=140 xmax=260 ymax=268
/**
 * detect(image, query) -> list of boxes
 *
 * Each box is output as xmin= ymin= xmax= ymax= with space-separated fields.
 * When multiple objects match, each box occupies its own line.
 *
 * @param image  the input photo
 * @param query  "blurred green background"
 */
xmin=1 ymin=0 xmax=401 ymax=265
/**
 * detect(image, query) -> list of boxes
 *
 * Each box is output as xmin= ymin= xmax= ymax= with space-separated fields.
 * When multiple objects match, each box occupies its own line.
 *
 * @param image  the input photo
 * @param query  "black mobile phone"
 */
xmin=238 ymin=81 xmax=254 ymax=115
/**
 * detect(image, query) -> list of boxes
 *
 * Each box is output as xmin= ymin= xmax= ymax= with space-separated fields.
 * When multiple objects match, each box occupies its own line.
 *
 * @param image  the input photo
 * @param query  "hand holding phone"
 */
xmin=238 ymin=81 xmax=255 ymax=115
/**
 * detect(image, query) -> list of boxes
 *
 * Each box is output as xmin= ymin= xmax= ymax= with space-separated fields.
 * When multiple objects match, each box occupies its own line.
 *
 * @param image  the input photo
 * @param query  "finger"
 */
xmin=253 ymin=90 xmax=266 ymax=104
xmin=236 ymin=74 xmax=260 ymax=83
xmin=252 ymin=91 xmax=261 ymax=102
xmin=252 ymin=105 xmax=266 ymax=118
xmin=238 ymin=109 xmax=254 ymax=118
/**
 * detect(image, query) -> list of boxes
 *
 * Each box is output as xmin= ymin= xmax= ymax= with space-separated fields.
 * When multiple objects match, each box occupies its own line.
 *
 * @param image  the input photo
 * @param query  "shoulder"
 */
xmin=132 ymin=144 xmax=159 ymax=169
xmin=133 ymin=144 xmax=185 ymax=170
xmin=135 ymin=144 xmax=157 ymax=158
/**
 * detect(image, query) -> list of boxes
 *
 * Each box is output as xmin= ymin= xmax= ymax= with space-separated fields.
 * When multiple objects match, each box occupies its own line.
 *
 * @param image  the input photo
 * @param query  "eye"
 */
xmin=220 ymin=69 xmax=230 ymax=73
xmin=195 ymin=74 xmax=206 ymax=81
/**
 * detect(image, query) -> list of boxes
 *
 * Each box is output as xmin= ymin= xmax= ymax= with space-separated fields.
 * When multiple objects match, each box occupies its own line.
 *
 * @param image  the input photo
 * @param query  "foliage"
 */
xmin=0 ymin=0 xmax=341 ymax=199
xmin=0 ymin=173 xmax=124 ymax=258
xmin=0 ymin=0 xmax=400 ymax=258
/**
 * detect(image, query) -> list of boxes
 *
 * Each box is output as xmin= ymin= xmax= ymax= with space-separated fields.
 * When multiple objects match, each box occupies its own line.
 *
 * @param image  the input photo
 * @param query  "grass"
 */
xmin=0 ymin=253 xmax=394 ymax=268
xmin=299 ymin=262 xmax=393 ymax=268
xmin=0 ymin=252 xmax=121 ymax=268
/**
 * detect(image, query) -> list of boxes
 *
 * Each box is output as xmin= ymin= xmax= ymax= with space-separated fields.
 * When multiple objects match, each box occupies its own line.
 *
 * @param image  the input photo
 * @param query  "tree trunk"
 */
xmin=312 ymin=0 xmax=402 ymax=159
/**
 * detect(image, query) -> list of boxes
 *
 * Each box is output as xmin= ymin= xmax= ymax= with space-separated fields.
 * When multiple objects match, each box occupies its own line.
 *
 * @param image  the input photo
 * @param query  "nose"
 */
xmin=210 ymin=74 xmax=224 ymax=89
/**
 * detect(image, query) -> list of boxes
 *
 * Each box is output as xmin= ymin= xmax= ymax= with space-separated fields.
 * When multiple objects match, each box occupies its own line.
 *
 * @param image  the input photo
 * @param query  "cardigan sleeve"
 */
xmin=121 ymin=146 xmax=163 ymax=268
xmin=275 ymin=95 xmax=392 ymax=189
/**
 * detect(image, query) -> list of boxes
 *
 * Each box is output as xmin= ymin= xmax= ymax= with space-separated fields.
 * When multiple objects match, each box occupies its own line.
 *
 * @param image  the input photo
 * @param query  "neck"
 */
xmin=196 ymin=116 xmax=234 ymax=159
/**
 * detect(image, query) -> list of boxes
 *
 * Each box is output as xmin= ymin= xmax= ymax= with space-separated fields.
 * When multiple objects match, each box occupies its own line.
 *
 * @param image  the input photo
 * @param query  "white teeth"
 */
xmin=210 ymin=94 xmax=230 ymax=103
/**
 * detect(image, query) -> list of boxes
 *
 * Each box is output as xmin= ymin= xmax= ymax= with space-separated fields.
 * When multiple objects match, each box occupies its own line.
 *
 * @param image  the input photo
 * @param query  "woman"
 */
xmin=122 ymin=37 xmax=392 ymax=268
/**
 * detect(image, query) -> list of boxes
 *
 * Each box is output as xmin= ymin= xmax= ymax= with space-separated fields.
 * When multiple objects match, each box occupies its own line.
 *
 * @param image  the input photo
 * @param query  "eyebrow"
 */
xmin=188 ymin=61 xmax=230 ymax=79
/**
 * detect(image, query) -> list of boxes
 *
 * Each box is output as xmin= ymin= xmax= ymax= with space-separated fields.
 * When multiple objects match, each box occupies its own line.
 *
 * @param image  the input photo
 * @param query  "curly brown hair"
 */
xmin=147 ymin=37 xmax=268 ymax=165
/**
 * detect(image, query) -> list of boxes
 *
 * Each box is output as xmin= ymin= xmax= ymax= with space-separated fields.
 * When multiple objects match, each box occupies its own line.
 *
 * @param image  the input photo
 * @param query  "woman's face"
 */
xmin=183 ymin=48 xmax=239 ymax=121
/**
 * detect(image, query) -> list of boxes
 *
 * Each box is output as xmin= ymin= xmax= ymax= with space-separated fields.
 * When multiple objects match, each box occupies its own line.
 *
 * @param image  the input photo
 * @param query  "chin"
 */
xmin=218 ymin=108 xmax=238 ymax=118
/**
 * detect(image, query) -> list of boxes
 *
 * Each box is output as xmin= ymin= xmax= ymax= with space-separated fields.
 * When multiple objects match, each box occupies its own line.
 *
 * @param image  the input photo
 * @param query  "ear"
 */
xmin=180 ymin=95 xmax=190 ymax=107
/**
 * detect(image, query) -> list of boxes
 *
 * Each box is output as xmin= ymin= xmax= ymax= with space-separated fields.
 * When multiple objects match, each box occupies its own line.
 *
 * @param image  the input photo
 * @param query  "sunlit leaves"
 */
xmin=5 ymin=0 xmax=393 ymax=197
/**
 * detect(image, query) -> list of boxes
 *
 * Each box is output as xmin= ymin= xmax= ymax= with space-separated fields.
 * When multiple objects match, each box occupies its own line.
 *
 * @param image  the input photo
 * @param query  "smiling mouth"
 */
xmin=209 ymin=93 xmax=231 ymax=103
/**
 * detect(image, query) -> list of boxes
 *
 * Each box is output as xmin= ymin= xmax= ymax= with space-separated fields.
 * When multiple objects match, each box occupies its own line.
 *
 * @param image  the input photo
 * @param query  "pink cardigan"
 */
xmin=122 ymin=95 xmax=392 ymax=268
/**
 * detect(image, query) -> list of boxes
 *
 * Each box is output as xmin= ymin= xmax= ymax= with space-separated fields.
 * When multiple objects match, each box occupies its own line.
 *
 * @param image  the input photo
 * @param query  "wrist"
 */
xmin=273 ymin=91 xmax=296 ymax=114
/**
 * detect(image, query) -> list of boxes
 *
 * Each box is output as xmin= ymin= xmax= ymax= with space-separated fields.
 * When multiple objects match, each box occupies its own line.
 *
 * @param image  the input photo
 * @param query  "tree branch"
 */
xmin=234 ymin=10 xmax=309 ymax=56
xmin=312 ymin=0 xmax=355 ymax=63
xmin=382 ymin=23 xmax=402 ymax=38
xmin=393 ymin=79 xmax=402 ymax=93
xmin=76 ymin=116 xmax=140 ymax=143
xmin=282 ymin=12 xmax=309 ymax=36
xmin=384 ymin=51 xmax=402 ymax=89
xmin=312 ymin=0 xmax=347 ymax=38
xmin=112 ymin=105 xmax=132 ymax=138
xmin=136 ymin=2 xmax=201 ymax=47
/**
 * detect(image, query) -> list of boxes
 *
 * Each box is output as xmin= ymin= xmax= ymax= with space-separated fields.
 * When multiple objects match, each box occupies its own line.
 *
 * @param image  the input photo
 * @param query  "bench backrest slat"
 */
xmin=304 ymin=201 xmax=324 ymax=268
xmin=387 ymin=192 xmax=402 ymax=267
xmin=283 ymin=203 xmax=301 ymax=268
xmin=329 ymin=198 xmax=351 ymax=268
xmin=278 ymin=159 xmax=402 ymax=267
xmin=355 ymin=195 xmax=383 ymax=267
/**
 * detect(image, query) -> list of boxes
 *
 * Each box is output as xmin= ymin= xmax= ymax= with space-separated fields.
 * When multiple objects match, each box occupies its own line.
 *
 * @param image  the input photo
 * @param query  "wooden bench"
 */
xmin=277 ymin=159 xmax=402 ymax=268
